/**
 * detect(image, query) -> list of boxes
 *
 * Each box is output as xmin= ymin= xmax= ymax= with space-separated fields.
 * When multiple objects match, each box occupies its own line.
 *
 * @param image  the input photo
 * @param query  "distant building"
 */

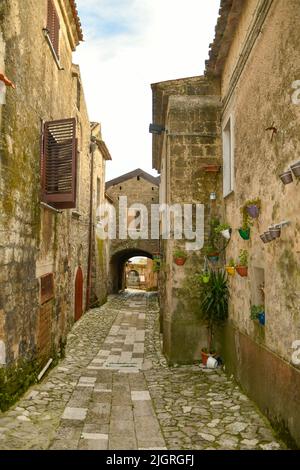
xmin=126 ymin=258 xmax=158 ymax=291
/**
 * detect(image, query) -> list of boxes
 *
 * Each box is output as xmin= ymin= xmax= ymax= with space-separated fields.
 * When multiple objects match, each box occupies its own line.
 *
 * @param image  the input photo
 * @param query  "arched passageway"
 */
xmin=109 ymin=248 xmax=154 ymax=294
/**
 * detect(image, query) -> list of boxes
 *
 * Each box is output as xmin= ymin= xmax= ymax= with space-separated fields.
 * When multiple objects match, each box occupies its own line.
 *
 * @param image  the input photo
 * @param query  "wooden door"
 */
xmin=75 ymin=267 xmax=83 ymax=322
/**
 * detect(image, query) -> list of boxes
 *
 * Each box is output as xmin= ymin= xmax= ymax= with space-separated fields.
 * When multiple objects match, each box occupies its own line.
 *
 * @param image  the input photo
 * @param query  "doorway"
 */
xmin=75 ymin=267 xmax=83 ymax=321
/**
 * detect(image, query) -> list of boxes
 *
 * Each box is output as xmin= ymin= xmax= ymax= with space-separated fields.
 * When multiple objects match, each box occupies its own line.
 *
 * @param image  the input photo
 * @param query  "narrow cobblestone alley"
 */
xmin=0 ymin=293 xmax=285 ymax=450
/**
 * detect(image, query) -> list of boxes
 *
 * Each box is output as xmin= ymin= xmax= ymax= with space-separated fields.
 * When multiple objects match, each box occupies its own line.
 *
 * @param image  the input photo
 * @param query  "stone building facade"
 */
xmin=105 ymin=169 xmax=159 ymax=293
xmin=151 ymin=76 xmax=223 ymax=364
xmin=206 ymin=0 xmax=300 ymax=447
xmin=152 ymin=0 xmax=300 ymax=447
xmin=0 ymin=0 xmax=111 ymax=409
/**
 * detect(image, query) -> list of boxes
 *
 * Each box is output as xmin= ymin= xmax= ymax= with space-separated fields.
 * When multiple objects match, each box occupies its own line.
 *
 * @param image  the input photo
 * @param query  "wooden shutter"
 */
xmin=47 ymin=0 xmax=60 ymax=58
xmin=42 ymin=118 xmax=77 ymax=209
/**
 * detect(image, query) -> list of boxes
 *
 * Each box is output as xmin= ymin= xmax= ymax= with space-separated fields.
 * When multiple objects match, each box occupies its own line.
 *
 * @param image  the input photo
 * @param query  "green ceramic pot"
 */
xmin=238 ymin=228 xmax=250 ymax=240
xmin=201 ymin=275 xmax=210 ymax=284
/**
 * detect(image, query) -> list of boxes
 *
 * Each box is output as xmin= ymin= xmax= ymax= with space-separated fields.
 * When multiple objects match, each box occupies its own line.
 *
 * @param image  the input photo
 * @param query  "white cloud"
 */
xmin=74 ymin=0 xmax=220 ymax=180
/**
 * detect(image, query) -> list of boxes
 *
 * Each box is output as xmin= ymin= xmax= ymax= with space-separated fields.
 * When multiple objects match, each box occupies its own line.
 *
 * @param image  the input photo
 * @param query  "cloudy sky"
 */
xmin=74 ymin=0 xmax=220 ymax=181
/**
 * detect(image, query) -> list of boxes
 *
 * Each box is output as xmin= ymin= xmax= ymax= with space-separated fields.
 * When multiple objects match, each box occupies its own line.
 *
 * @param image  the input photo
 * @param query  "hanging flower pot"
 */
xmin=238 ymin=227 xmax=250 ymax=240
xmin=174 ymin=257 xmax=186 ymax=266
xmin=264 ymin=231 xmax=274 ymax=242
xmin=260 ymin=233 xmax=271 ymax=244
xmin=207 ymin=253 xmax=220 ymax=263
xmin=279 ymin=170 xmax=293 ymax=185
xmin=225 ymin=266 xmax=235 ymax=276
xmin=269 ymin=225 xmax=281 ymax=239
xmin=203 ymin=164 xmax=221 ymax=173
xmin=201 ymin=273 xmax=211 ymax=284
xmin=258 ymin=312 xmax=265 ymax=326
xmin=236 ymin=266 xmax=248 ymax=277
xmin=173 ymin=250 xmax=187 ymax=266
xmin=246 ymin=205 xmax=260 ymax=219
xmin=221 ymin=228 xmax=232 ymax=240
xmin=290 ymin=162 xmax=300 ymax=178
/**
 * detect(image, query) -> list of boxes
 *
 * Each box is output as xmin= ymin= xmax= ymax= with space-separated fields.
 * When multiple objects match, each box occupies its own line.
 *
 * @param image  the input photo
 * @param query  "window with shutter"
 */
xmin=47 ymin=0 xmax=60 ymax=58
xmin=41 ymin=118 xmax=77 ymax=209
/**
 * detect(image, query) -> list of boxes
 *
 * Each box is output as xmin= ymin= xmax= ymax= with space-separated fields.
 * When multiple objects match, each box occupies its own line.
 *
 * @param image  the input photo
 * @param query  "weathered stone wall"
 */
xmin=216 ymin=0 xmax=300 ymax=446
xmin=152 ymin=77 xmax=223 ymax=364
xmin=0 ymin=0 xmax=108 ymax=407
xmin=92 ymin=125 xmax=110 ymax=306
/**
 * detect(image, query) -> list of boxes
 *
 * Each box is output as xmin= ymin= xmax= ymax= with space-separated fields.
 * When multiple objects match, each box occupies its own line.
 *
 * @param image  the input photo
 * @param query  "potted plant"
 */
xmin=204 ymin=245 xmax=220 ymax=263
xmin=199 ymin=270 xmax=229 ymax=365
xmin=152 ymin=257 xmax=161 ymax=272
xmin=200 ymin=271 xmax=211 ymax=284
xmin=173 ymin=249 xmax=187 ymax=266
xmin=236 ymin=249 xmax=248 ymax=277
xmin=215 ymin=222 xmax=232 ymax=240
xmin=225 ymin=258 xmax=235 ymax=276
xmin=279 ymin=169 xmax=293 ymax=185
xmin=203 ymin=164 xmax=221 ymax=173
xmin=238 ymin=209 xmax=251 ymax=240
xmin=250 ymin=305 xmax=265 ymax=326
xmin=244 ymin=198 xmax=261 ymax=219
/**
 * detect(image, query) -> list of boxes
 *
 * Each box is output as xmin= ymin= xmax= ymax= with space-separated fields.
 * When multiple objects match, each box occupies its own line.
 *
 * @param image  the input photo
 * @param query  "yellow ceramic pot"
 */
xmin=225 ymin=266 xmax=235 ymax=276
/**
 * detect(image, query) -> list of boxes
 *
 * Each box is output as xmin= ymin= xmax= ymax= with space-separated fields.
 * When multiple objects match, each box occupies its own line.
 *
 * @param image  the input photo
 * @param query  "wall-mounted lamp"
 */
xmin=149 ymin=124 xmax=165 ymax=135
xmin=210 ymin=192 xmax=217 ymax=201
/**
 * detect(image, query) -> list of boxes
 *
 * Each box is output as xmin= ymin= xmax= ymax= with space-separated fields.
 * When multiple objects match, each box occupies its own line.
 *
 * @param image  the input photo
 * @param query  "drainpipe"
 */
xmin=86 ymin=136 xmax=97 ymax=311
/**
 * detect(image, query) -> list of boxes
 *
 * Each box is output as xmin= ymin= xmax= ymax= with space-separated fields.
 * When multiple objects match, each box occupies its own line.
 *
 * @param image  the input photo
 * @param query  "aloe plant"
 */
xmin=199 ymin=270 xmax=229 ymax=353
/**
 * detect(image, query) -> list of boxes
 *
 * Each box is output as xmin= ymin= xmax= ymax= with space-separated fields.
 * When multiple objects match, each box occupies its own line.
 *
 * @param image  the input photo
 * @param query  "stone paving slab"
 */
xmin=0 ymin=292 xmax=286 ymax=450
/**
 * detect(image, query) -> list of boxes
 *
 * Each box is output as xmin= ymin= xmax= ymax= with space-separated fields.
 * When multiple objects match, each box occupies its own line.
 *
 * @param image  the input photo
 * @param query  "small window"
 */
xmin=41 ymin=118 xmax=77 ymax=209
xmin=119 ymin=186 xmax=122 ymax=190
xmin=127 ymin=209 xmax=141 ymax=230
xmin=47 ymin=0 xmax=60 ymax=58
xmin=135 ymin=210 xmax=141 ymax=230
xmin=137 ymin=176 xmax=140 ymax=181
xmin=222 ymin=116 xmax=234 ymax=197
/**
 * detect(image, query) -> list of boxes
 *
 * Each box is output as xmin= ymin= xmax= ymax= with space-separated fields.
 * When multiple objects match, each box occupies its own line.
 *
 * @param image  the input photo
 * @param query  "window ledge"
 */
xmin=40 ymin=202 xmax=62 ymax=214
xmin=43 ymin=29 xmax=64 ymax=71
xmin=223 ymin=190 xmax=235 ymax=200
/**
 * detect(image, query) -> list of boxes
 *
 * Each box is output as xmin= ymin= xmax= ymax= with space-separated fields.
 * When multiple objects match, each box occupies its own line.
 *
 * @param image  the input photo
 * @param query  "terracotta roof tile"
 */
xmin=69 ymin=0 xmax=83 ymax=42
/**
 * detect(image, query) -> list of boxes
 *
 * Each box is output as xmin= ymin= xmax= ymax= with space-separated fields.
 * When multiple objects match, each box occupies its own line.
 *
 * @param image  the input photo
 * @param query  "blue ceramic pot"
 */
xmin=258 ymin=312 xmax=265 ymax=326
xmin=208 ymin=255 xmax=219 ymax=264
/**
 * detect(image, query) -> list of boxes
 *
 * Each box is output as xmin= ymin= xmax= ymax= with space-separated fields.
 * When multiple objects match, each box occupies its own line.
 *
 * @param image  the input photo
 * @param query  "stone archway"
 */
xmin=109 ymin=248 xmax=154 ymax=294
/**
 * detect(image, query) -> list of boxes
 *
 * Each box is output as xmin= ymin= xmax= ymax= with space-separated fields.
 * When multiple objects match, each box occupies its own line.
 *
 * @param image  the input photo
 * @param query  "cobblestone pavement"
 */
xmin=0 ymin=292 xmax=285 ymax=450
